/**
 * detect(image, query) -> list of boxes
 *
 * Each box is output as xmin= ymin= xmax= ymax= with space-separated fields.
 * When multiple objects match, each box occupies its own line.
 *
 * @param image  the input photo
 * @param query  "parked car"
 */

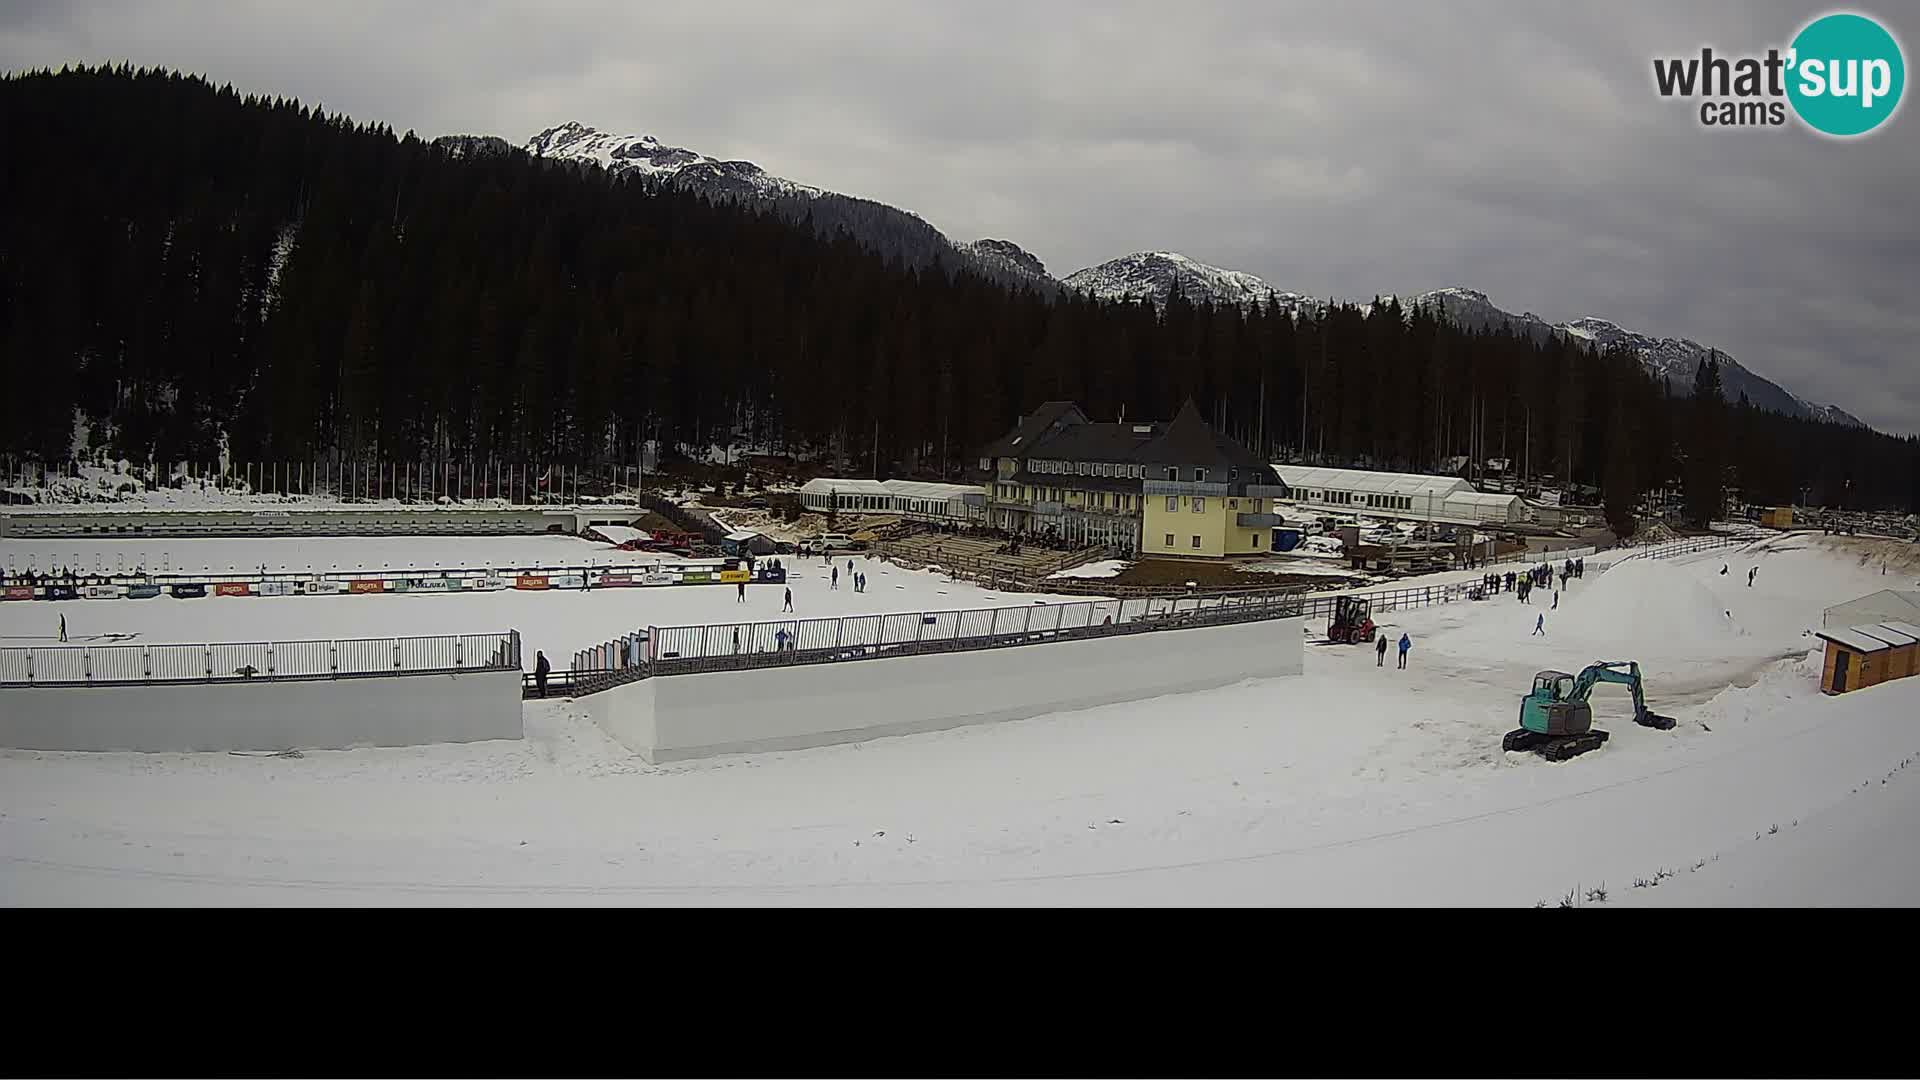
xmin=808 ymin=533 xmax=860 ymax=553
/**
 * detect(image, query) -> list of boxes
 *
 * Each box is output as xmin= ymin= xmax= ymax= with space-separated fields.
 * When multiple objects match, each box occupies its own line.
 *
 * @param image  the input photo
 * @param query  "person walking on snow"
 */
xmin=1376 ymin=631 xmax=1389 ymax=667
xmin=534 ymin=650 xmax=550 ymax=698
xmin=58 ymin=613 xmax=67 ymax=642
xmin=783 ymin=587 xmax=793 ymax=612
xmin=1748 ymin=566 xmax=1756 ymax=587
xmin=737 ymin=580 xmax=746 ymax=602
xmin=1552 ymin=590 xmax=1559 ymax=610
xmin=831 ymin=566 xmax=839 ymax=590
xmin=1533 ymin=612 xmax=1545 ymax=636
xmin=1397 ymin=632 xmax=1411 ymax=669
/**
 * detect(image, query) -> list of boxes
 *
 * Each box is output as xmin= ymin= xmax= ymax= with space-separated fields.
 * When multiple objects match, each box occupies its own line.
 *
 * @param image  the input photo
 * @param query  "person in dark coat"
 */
xmin=1397 ymin=632 xmax=1411 ymax=669
xmin=59 ymin=613 xmax=68 ymax=642
xmin=831 ymin=566 xmax=839 ymax=590
xmin=783 ymin=587 xmax=793 ymax=612
xmin=534 ymin=650 xmax=551 ymax=698
xmin=737 ymin=580 xmax=747 ymax=602
xmin=1376 ymin=631 xmax=1389 ymax=667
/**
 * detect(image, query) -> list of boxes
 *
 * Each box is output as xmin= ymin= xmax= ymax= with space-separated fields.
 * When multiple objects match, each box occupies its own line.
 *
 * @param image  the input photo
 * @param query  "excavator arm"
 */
xmin=1569 ymin=661 xmax=1671 ymax=730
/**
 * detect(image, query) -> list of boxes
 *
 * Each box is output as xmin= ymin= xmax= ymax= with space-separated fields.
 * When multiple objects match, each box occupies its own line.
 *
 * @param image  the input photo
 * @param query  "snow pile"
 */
xmin=1048 ymin=559 xmax=1128 ymax=580
xmin=587 ymin=525 xmax=649 ymax=547
xmin=1555 ymin=557 xmax=1745 ymax=651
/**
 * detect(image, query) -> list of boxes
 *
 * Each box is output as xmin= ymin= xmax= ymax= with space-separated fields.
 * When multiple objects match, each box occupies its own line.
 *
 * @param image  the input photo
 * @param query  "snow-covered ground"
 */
xmin=3 ymin=534 xmax=1916 ymax=905
xmin=2 ymin=534 xmax=671 ymax=578
xmin=0 ymin=538 xmax=1096 ymax=666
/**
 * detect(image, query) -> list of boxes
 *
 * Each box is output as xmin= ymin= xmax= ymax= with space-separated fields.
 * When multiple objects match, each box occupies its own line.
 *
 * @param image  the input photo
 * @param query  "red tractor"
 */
xmin=1326 ymin=595 xmax=1376 ymax=645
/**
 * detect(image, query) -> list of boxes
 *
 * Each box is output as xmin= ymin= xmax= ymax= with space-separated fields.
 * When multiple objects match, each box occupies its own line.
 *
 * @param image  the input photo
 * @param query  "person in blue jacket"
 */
xmin=1396 ymin=632 xmax=1411 ymax=669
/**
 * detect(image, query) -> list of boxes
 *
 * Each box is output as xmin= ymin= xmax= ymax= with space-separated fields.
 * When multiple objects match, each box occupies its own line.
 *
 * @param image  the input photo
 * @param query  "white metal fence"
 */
xmin=0 ymin=630 xmax=520 ymax=686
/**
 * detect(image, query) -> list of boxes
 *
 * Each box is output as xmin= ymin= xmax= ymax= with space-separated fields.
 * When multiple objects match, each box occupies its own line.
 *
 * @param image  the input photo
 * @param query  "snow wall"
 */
xmin=0 ymin=669 xmax=523 ymax=752
xmin=588 ymin=616 xmax=1305 ymax=763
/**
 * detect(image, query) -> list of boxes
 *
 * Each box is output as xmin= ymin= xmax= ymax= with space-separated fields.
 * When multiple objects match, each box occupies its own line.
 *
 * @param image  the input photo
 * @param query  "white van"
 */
xmin=810 ymin=532 xmax=860 ymax=553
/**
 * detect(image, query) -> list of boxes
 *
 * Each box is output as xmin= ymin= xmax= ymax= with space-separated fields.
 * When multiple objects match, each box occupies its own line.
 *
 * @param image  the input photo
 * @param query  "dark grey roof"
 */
xmin=978 ymin=401 xmax=1086 ymax=458
xmin=981 ymin=398 xmax=1270 ymax=478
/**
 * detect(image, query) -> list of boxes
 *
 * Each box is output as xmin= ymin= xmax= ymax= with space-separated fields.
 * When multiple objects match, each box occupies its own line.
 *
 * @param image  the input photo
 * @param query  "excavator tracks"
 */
xmin=1503 ymin=727 xmax=1610 ymax=761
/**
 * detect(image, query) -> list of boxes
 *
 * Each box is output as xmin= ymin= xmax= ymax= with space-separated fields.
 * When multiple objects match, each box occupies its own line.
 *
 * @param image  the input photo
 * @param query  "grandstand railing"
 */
xmin=0 ymin=630 xmax=520 ymax=687
xmin=550 ymin=588 xmax=1308 ymax=696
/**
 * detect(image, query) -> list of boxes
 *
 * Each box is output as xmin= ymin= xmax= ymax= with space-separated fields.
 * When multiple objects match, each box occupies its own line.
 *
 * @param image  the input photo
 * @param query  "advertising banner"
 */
xmin=348 ymin=579 xmax=386 ymax=594
xmin=597 ymin=574 xmax=635 ymax=587
xmin=681 ymin=571 xmax=711 ymax=584
xmin=2 ymin=586 xmax=33 ymax=601
xmin=214 ymin=582 xmax=252 ymax=597
xmin=256 ymin=581 xmax=299 ymax=597
xmin=470 ymin=577 xmax=507 ymax=591
xmin=83 ymin=584 xmax=121 ymax=599
xmin=407 ymin=578 xmax=456 ymax=592
xmin=550 ymin=574 xmax=586 ymax=590
xmin=170 ymin=584 xmax=207 ymax=599
xmin=46 ymin=584 xmax=79 ymax=600
xmin=125 ymin=584 xmax=162 ymax=600
xmin=304 ymin=579 xmax=347 ymax=594
xmin=643 ymin=572 xmax=676 ymax=586
xmin=515 ymin=575 xmax=551 ymax=590
xmin=718 ymin=569 xmax=751 ymax=584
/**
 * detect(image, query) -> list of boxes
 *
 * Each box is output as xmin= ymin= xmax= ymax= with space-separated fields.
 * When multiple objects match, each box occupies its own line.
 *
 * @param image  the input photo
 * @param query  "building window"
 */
xmin=1191 ymin=497 xmax=1205 ymax=513
xmin=1228 ymin=499 xmax=1238 ymax=510
xmin=1164 ymin=533 xmax=1175 ymax=547
xmin=1166 ymin=496 xmax=1178 ymax=512
xmin=1166 ymin=466 xmax=1178 ymax=480
xmin=1196 ymin=469 xmax=1208 ymax=483
xmin=1191 ymin=535 xmax=1202 ymax=549
xmin=1253 ymin=534 xmax=1262 ymax=548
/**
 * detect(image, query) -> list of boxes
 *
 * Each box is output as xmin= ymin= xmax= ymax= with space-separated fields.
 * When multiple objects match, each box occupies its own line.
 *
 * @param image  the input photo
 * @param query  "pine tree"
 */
xmin=1683 ymin=354 xmax=1728 ymax=527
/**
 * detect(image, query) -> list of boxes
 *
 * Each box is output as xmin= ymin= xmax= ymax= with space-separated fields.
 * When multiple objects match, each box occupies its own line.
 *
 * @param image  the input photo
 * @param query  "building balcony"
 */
xmin=1237 ymin=512 xmax=1287 ymax=528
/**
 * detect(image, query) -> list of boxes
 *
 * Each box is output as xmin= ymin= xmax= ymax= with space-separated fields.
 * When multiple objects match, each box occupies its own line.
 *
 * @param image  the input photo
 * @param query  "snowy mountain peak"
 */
xmin=961 ymin=239 xmax=1049 ymax=281
xmin=1425 ymin=286 xmax=1492 ymax=305
xmin=524 ymin=121 xmax=818 ymax=198
xmin=1062 ymin=251 xmax=1318 ymax=312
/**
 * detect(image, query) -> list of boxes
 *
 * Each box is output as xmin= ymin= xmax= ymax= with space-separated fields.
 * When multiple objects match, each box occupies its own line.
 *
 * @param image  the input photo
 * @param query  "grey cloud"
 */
xmin=3 ymin=0 xmax=1915 ymax=430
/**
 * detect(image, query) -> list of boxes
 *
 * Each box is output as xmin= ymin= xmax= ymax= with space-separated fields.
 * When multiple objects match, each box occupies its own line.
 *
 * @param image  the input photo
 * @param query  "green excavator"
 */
xmin=1503 ymin=660 xmax=1676 ymax=761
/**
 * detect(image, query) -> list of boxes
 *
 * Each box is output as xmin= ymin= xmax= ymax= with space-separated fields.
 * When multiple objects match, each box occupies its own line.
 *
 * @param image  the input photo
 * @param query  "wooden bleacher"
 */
xmin=881 ymin=530 xmax=1107 ymax=584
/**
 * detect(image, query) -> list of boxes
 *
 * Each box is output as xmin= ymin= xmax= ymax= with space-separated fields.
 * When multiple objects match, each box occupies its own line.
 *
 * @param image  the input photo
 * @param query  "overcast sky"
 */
xmin=5 ymin=1 xmax=1916 ymax=431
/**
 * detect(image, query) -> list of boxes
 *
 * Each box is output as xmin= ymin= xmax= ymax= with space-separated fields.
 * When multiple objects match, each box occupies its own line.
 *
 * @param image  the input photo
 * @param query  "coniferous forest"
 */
xmin=3 ymin=66 xmax=1916 ymax=522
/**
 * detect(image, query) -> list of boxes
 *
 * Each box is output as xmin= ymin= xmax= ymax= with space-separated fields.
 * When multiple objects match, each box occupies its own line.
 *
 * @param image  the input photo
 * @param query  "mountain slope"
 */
xmin=522 ymin=121 xmax=1855 ymax=426
xmin=521 ymin=122 xmax=1056 ymax=293
xmin=1063 ymin=251 xmax=1321 ymax=314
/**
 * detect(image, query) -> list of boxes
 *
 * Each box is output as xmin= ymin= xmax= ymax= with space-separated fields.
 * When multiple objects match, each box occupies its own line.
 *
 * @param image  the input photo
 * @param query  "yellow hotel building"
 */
xmin=976 ymin=400 xmax=1289 ymax=558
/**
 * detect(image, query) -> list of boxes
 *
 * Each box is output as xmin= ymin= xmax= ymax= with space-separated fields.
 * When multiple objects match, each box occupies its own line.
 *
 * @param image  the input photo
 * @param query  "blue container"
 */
xmin=1271 ymin=529 xmax=1303 ymax=553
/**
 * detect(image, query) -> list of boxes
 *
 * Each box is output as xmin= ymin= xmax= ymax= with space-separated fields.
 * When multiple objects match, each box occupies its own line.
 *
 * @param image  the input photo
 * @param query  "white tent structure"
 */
xmin=1822 ymin=589 xmax=1920 ymax=630
xmin=1271 ymin=465 xmax=1525 ymax=525
xmin=797 ymin=478 xmax=985 ymax=523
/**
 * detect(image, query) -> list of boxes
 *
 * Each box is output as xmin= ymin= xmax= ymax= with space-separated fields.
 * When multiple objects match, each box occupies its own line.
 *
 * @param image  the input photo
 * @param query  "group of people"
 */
xmin=1375 ymin=631 xmax=1412 ymax=669
xmin=1477 ymin=556 xmax=1585 ymax=607
xmin=1721 ymin=563 xmax=1759 ymax=587
xmin=828 ymin=558 xmax=870 ymax=593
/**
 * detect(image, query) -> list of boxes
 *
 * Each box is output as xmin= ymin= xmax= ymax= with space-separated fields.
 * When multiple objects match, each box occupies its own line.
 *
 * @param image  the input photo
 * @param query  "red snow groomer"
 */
xmin=1326 ymin=595 xmax=1376 ymax=645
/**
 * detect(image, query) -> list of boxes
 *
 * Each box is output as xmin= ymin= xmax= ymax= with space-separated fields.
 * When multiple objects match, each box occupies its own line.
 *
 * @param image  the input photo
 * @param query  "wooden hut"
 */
xmin=1815 ymin=623 xmax=1920 ymax=695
